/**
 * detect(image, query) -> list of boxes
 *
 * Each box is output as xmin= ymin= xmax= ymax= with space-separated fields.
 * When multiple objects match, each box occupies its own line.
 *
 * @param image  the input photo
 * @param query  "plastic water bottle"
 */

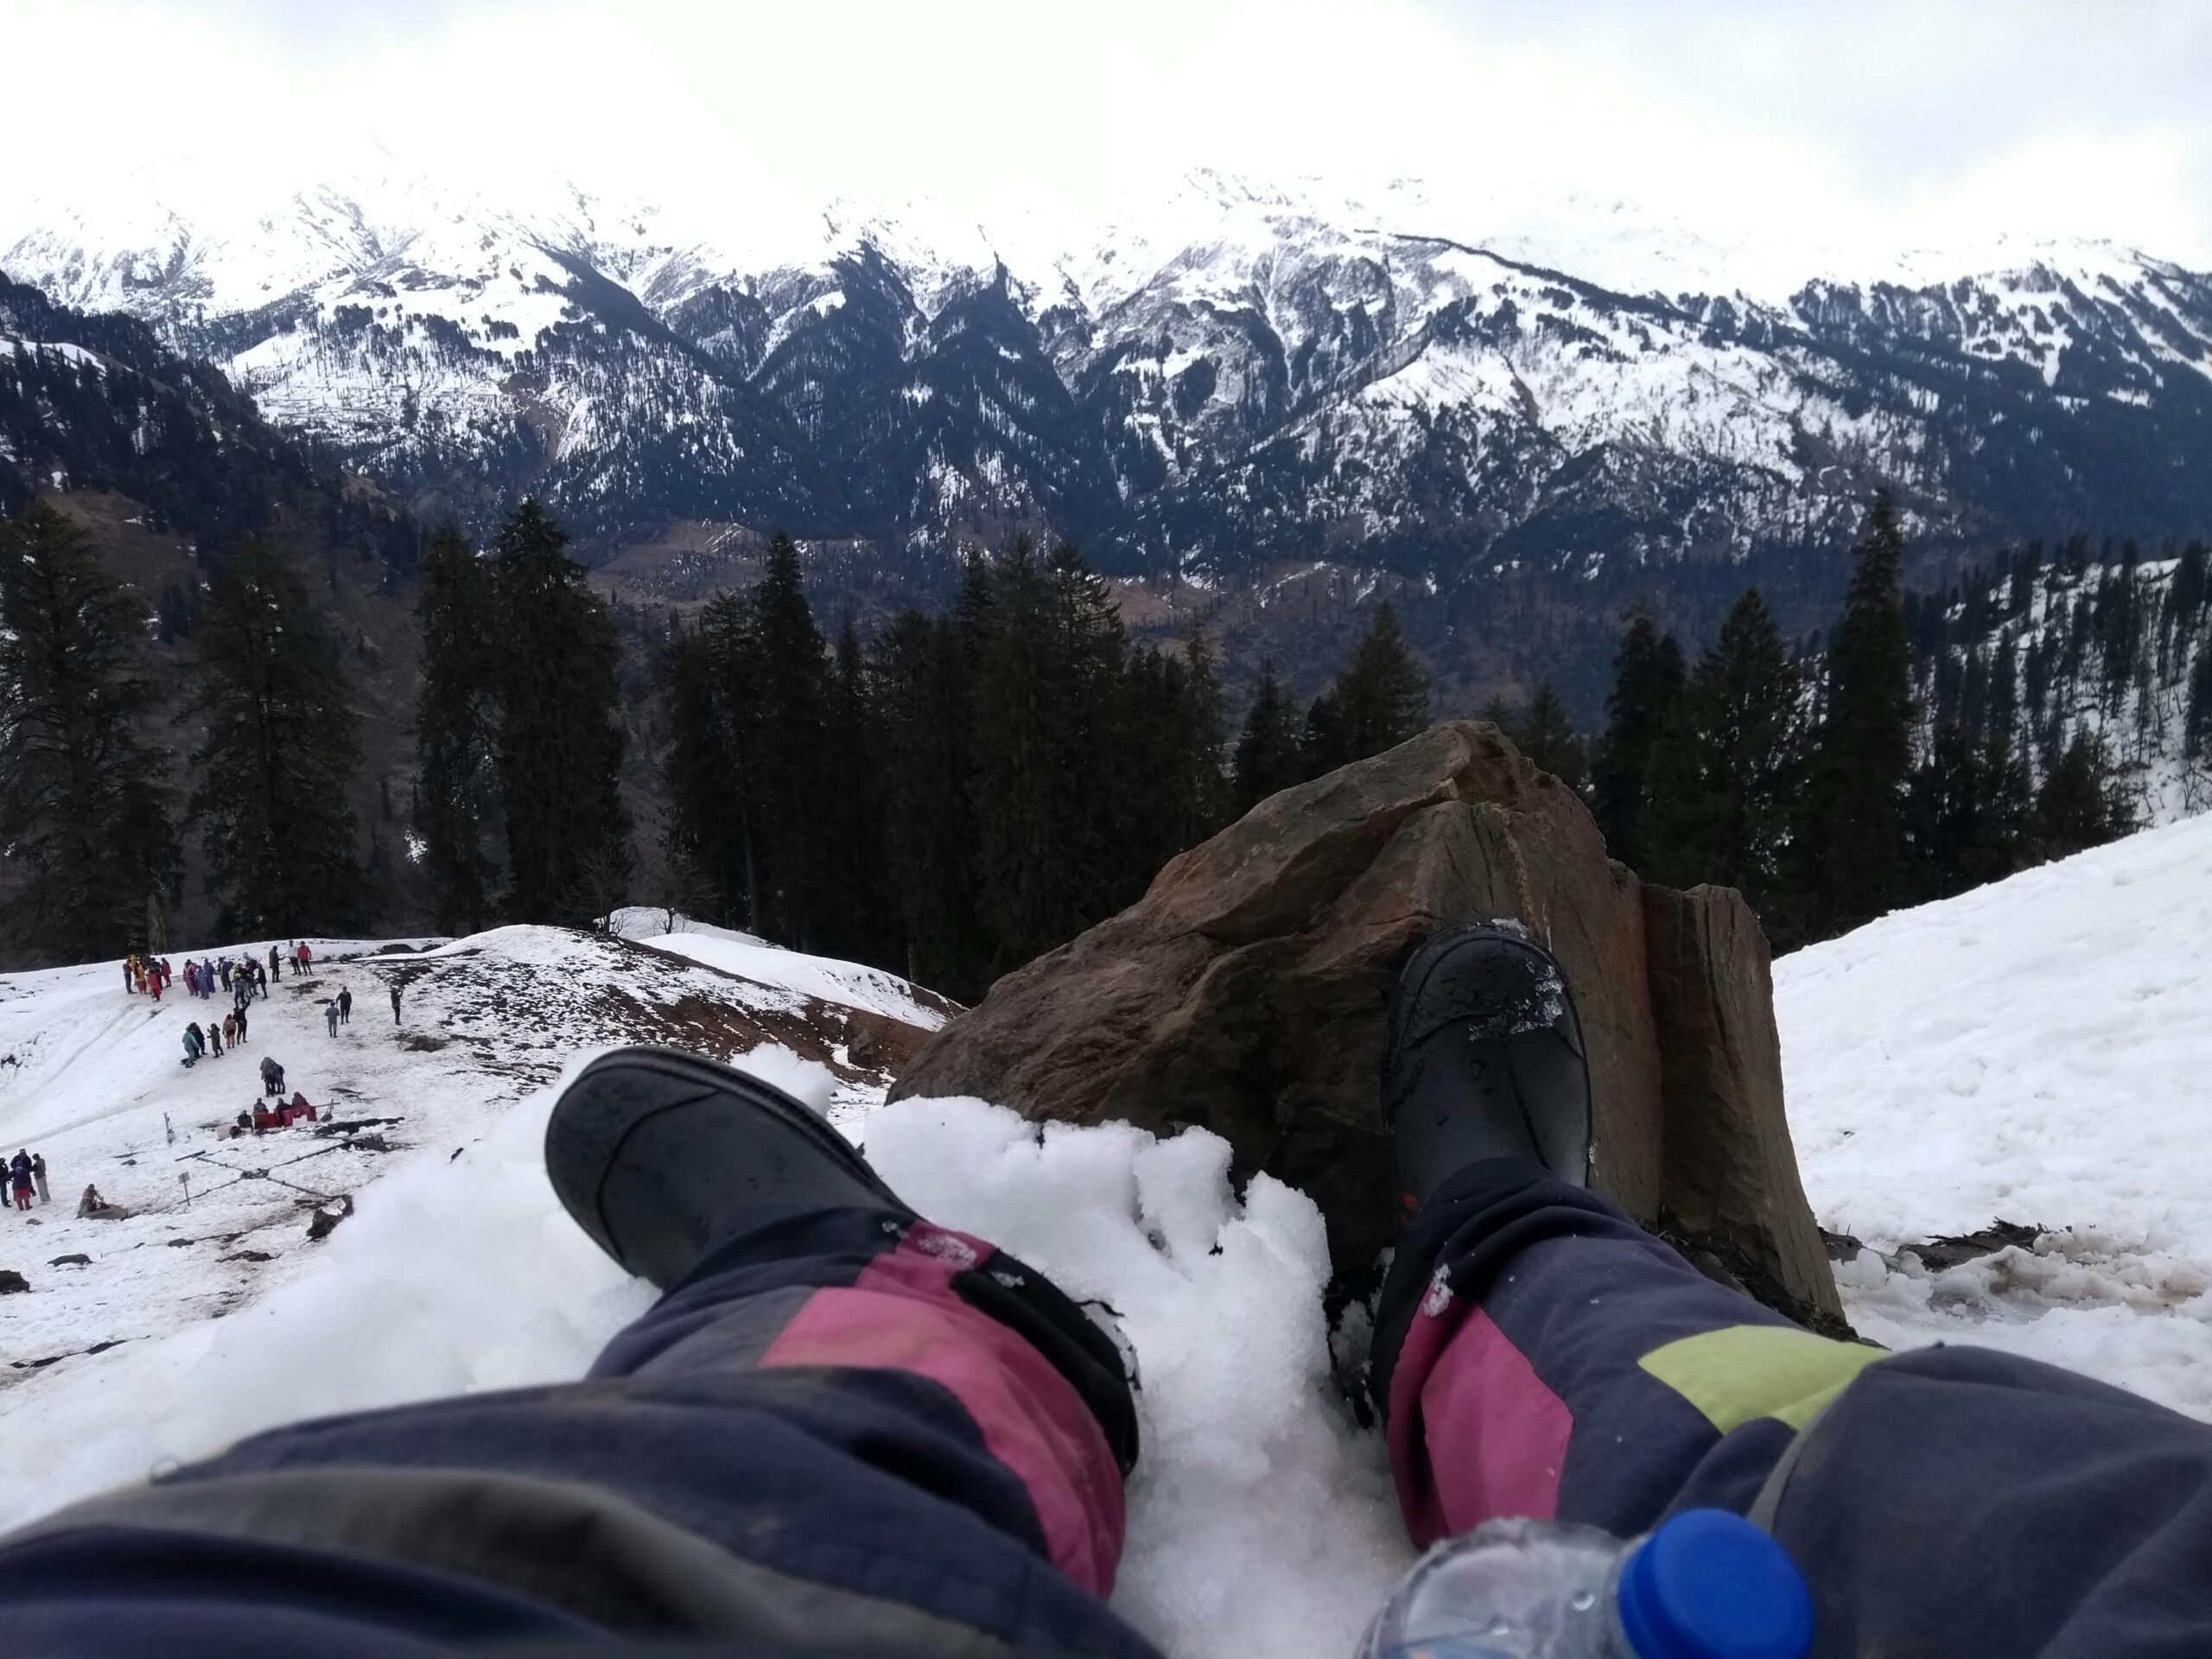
xmin=1357 ymin=1508 xmax=1813 ymax=1659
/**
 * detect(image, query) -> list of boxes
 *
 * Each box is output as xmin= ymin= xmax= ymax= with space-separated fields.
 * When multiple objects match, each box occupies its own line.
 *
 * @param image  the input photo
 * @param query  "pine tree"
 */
xmin=1305 ymin=603 xmax=1428 ymax=773
xmin=190 ymin=539 xmax=364 ymax=937
xmin=1231 ymin=658 xmax=1307 ymax=812
xmin=1170 ymin=623 xmax=1230 ymax=847
xmin=1590 ymin=610 xmax=1686 ymax=872
xmin=1510 ymin=681 xmax=1586 ymax=789
xmin=488 ymin=501 xmax=627 ymax=926
xmin=1647 ymin=589 xmax=1804 ymax=923
xmin=817 ymin=613 xmax=898 ymax=966
xmin=871 ymin=608 xmax=988 ymax=997
xmin=658 ymin=608 xmax=748 ymax=927
xmin=1798 ymin=493 xmax=1915 ymax=937
xmin=0 ymin=503 xmax=175 ymax=962
xmin=413 ymin=526 xmax=499 ymax=934
xmin=745 ymin=533 xmax=833 ymax=949
xmin=2189 ymin=640 xmax=2212 ymax=760
xmin=2033 ymin=733 xmax=2133 ymax=860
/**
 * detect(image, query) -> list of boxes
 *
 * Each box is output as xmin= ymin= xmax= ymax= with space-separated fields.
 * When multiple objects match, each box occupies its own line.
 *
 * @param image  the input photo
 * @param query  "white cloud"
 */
xmin=5 ymin=0 xmax=2209 ymax=268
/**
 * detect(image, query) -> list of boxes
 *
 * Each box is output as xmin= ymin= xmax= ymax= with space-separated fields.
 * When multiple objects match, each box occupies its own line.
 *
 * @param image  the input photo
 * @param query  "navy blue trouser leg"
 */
xmin=0 ymin=1208 xmax=1158 ymax=1659
xmin=1375 ymin=1156 xmax=2212 ymax=1658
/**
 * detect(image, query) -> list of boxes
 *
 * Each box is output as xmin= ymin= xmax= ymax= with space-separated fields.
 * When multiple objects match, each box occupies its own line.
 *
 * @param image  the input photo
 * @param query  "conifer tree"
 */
xmin=1170 ymin=623 xmax=1230 ymax=846
xmin=2189 ymin=641 xmax=2212 ymax=760
xmin=745 ymin=533 xmax=834 ymax=948
xmin=969 ymin=540 xmax=1127 ymax=971
xmin=871 ymin=608 xmax=988 ymax=997
xmin=488 ymin=501 xmax=627 ymax=927
xmin=1798 ymin=493 xmax=1915 ymax=936
xmin=658 ymin=609 xmax=747 ymax=926
xmin=817 ymin=614 xmax=898 ymax=965
xmin=2032 ymin=732 xmax=2133 ymax=860
xmin=1510 ymin=681 xmax=1586 ymax=789
xmin=413 ymin=526 xmax=499 ymax=934
xmin=1648 ymin=588 xmax=1804 ymax=922
xmin=1590 ymin=610 xmax=1686 ymax=872
xmin=0 ymin=504 xmax=174 ymax=962
xmin=1231 ymin=658 xmax=1307 ymax=812
xmin=1305 ymin=603 xmax=1427 ymax=772
xmin=190 ymin=538 xmax=364 ymax=937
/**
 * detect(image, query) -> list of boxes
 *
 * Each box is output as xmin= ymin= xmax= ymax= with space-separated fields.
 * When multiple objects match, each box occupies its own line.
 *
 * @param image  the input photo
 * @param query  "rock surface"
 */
xmin=892 ymin=721 xmax=1846 ymax=1332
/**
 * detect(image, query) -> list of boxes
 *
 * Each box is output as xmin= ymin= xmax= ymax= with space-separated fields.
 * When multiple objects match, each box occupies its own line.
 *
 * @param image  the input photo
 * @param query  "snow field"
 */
xmin=2 ymin=814 xmax=2211 ymax=1657
xmin=1780 ymin=811 xmax=2212 ymax=1417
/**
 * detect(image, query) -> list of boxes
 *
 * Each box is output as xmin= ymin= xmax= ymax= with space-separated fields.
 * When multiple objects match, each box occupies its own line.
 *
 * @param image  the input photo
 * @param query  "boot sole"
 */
xmin=545 ymin=1045 xmax=909 ymax=1274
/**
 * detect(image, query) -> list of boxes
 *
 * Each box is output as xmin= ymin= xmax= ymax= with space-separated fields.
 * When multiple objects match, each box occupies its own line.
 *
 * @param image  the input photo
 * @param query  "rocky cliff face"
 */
xmin=891 ymin=720 xmax=1846 ymax=1335
xmin=9 ymin=173 xmax=2211 ymax=579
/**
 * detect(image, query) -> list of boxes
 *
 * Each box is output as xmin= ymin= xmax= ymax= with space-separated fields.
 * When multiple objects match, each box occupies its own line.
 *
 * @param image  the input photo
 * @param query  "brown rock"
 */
xmin=1642 ymin=885 xmax=1847 ymax=1334
xmin=892 ymin=720 xmax=1840 ymax=1330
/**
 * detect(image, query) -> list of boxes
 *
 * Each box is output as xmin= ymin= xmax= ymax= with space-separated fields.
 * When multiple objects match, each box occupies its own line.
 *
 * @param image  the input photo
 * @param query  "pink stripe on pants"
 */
xmin=1387 ymin=1287 xmax=1574 ymax=1546
xmin=760 ymin=1223 xmax=1127 ymax=1595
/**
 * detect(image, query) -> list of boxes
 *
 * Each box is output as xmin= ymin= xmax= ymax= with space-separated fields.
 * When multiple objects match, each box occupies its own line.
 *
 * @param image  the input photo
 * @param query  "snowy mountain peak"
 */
xmin=4 ymin=168 xmax=2210 ymax=571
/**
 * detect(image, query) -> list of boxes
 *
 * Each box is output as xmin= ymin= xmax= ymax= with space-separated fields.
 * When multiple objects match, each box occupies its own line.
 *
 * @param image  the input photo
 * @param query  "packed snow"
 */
xmin=2 ymin=817 xmax=2210 ymax=1656
xmin=1780 ymin=810 xmax=2212 ymax=1421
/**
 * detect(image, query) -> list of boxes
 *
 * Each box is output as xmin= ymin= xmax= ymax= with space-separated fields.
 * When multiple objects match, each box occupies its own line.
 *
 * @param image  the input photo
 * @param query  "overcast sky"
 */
xmin=10 ymin=0 xmax=2212 ymax=265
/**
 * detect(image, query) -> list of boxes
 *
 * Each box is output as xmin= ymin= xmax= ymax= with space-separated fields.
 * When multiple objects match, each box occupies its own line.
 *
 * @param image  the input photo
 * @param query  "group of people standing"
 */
xmin=8 ymin=1148 xmax=50 ymax=1211
xmin=124 ymin=954 xmax=170 ymax=999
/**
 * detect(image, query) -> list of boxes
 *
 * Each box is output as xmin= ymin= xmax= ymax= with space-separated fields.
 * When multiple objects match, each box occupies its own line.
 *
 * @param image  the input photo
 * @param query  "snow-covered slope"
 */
xmin=6 ymin=168 xmax=2209 ymax=569
xmin=3 ymin=821 xmax=2211 ymax=1656
xmin=1781 ymin=811 xmax=2212 ymax=1416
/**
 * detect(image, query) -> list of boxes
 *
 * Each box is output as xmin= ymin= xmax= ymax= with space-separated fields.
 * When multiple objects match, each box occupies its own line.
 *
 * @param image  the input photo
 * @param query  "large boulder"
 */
xmin=891 ymin=721 xmax=1845 ymax=1333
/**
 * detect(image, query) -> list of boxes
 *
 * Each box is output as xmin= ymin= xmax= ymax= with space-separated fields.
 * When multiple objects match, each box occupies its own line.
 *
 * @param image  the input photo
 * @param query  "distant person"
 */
xmin=337 ymin=986 xmax=352 ymax=1025
xmin=148 ymin=967 xmax=162 ymax=1003
xmin=324 ymin=1002 xmax=340 ymax=1039
xmin=8 ymin=1151 xmax=32 ymax=1212
xmin=76 ymin=1185 xmax=117 ymax=1218
xmin=233 ymin=1004 xmax=249 ymax=1043
xmin=268 ymin=945 xmax=282 ymax=982
xmin=181 ymin=1024 xmax=204 ymax=1067
xmin=184 ymin=963 xmax=198 ymax=999
xmin=30 ymin=1153 xmax=48 ymax=1205
xmin=207 ymin=1020 xmax=224 ymax=1058
xmin=296 ymin=942 xmax=314 ymax=976
xmin=121 ymin=958 xmax=134 ymax=994
xmin=389 ymin=982 xmax=403 ymax=1025
xmin=258 ymin=1056 xmax=284 ymax=1097
xmin=219 ymin=960 xmax=232 ymax=995
xmin=223 ymin=1012 xmax=238 ymax=1049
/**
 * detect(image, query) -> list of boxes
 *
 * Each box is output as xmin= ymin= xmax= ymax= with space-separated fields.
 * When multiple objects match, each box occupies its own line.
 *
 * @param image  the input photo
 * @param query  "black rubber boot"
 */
xmin=545 ymin=1045 xmax=914 ymax=1289
xmin=1382 ymin=922 xmax=1593 ymax=1219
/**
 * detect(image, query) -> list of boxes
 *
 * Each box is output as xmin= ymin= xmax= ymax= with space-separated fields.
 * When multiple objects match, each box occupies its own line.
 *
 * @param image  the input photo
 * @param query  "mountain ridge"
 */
xmin=7 ymin=171 xmax=2212 ymax=712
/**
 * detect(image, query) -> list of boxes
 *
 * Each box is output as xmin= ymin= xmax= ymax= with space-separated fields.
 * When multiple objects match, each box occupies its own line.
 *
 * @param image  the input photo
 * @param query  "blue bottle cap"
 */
xmin=1614 ymin=1509 xmax=1814 ymax=1659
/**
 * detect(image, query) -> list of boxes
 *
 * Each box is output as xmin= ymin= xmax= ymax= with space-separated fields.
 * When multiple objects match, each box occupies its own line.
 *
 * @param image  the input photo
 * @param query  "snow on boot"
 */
xmin=545 ymin=1045 xmax=915 ymax=1290
xmin=1382 ymin=922 xmax=1593 ymax=1217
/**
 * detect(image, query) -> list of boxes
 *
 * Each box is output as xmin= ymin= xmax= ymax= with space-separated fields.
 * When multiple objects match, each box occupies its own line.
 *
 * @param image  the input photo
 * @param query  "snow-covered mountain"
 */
xmin=8 ymin=169 xmax=2211 ymax=573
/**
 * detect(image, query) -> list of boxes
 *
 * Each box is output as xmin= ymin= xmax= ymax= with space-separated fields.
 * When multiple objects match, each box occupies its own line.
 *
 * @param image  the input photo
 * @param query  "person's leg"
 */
xmin=1373 ymin=926 xmax=2212 ymax=1658
xmin=0 ymin=1054 xmax=1153 ymax=1659
xmin=1373 ymin=1158 xmax=1871 ymax=1543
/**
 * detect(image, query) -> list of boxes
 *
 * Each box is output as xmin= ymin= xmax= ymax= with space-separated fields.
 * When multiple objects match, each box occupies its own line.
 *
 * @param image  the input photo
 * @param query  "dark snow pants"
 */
xmin=0 ymin=1207 xmax=1156 ymax=1658
xmin=1374 ymin=1157 xmax=2212 ymax=1658
xmin=10 ymin=1164 xmax=2212 ymax=1656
